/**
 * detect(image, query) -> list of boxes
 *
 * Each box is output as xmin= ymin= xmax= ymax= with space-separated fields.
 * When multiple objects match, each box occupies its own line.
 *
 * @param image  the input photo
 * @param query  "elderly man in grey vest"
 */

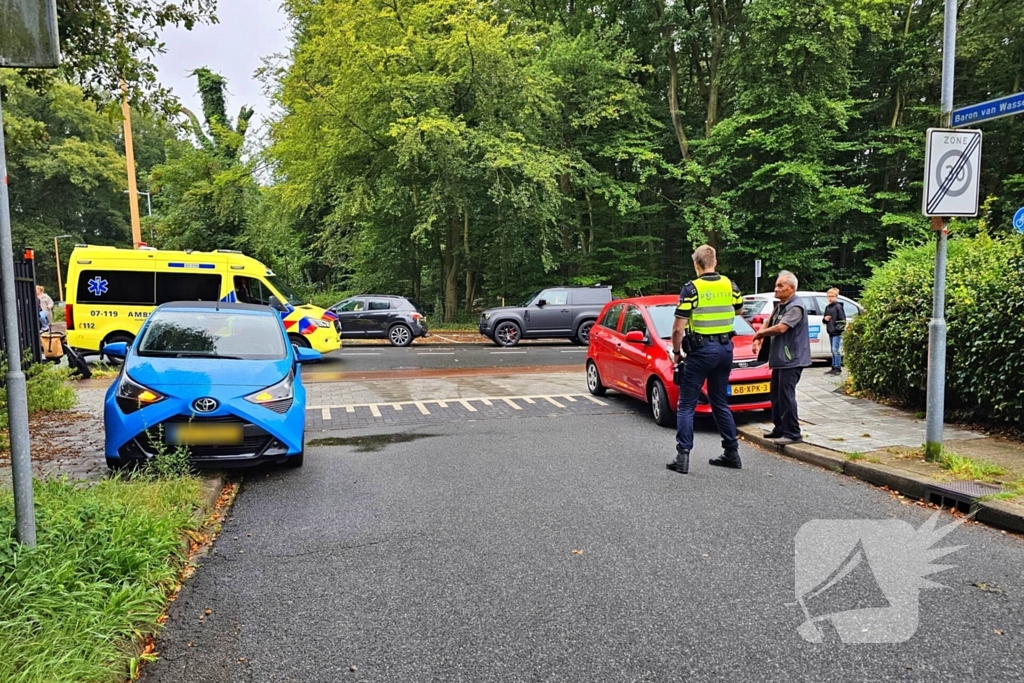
xmin=751 ymin=271 xmax=811 ymax=444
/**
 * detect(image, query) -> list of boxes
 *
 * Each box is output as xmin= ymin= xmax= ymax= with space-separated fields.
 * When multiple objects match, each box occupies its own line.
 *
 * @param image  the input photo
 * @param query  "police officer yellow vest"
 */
xmin=689 ymin=277 xmax=737 ymax=335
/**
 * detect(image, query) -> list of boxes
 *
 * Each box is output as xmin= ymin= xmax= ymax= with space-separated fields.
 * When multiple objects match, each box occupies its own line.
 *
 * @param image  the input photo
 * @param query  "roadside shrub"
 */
xmin=0 ymin=361 xmax=76 ymax=432
xmin=845 ymin=233 xmax=1024 ymax=429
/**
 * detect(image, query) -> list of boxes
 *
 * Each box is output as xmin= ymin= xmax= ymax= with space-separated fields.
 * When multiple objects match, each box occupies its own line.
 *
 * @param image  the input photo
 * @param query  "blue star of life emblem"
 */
xmin=87 ymin=276 xmax=109 ymax=296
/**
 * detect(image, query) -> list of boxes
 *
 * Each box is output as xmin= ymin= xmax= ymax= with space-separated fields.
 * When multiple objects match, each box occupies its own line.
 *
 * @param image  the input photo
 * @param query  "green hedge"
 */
xmin=845 ymin=233 xmax=1024 ymax=429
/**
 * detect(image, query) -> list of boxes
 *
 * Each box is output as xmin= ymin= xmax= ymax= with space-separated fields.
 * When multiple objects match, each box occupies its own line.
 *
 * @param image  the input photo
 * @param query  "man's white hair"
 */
xmin=777 ymin=270 xmax=799 ymax=289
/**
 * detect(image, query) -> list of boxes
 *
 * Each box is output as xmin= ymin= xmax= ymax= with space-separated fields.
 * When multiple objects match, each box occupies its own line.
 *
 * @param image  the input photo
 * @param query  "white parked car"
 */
xmin=741 ymin=292 xmax=863 ymax=361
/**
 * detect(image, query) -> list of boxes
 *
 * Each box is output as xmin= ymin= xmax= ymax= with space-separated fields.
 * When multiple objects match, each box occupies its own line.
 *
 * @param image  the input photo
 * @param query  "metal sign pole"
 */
xmin=0 ymin=93 xmax=37 ymax=546
xmin=924 ymin=0 xmax=957 ymax=461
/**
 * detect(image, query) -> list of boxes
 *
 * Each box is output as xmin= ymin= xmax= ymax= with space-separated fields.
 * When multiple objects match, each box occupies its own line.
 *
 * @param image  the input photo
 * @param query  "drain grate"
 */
xmin=925 ymin=480 xmax=1006 ymax=513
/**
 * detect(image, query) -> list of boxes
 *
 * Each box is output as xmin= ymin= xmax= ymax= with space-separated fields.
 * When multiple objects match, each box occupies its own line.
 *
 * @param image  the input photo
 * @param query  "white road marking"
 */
xmin=560 ymin=349 xmax=588 ymax=353
xmin=308 ymin=393 xmax=616 ymax=414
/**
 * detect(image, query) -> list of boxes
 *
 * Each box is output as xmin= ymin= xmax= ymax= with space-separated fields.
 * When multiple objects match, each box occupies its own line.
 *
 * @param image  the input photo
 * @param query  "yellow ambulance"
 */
xmin=64 ymin=246 xmax=341 ymax=355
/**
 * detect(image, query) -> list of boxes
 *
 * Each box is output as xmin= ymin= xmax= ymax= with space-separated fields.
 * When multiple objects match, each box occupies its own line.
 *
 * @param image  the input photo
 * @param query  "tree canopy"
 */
xmin=260 ymin=0 xmax=1024 ymax=319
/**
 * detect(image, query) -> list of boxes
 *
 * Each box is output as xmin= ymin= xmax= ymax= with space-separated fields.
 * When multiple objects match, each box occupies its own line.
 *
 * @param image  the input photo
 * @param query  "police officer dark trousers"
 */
xmin=667 ymin=245 xmax=744 ymax=474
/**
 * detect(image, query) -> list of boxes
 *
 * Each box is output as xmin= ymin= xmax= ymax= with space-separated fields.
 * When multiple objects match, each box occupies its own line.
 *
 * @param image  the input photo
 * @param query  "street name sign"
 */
xmin=922 ymin=128 xmax=982 ymax=217
xmin=1014 ymin=207 xmax=1024 ymax=234
xmin=952 ymin=92 xmax=1024 ymax=128
xmin=0 ymin=0 xmax=60 ymax=68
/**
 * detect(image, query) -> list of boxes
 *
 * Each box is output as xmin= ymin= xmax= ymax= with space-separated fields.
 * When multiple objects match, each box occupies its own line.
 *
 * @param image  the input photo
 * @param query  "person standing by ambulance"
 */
xmin=666 ymin=245 xmax=745 ymax=474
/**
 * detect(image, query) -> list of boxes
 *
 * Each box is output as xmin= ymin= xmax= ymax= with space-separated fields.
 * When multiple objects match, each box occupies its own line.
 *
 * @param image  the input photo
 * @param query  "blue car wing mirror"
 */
xmin=102 ymin=341 xmax=129 ymax=359
xmin=294 ymin=346 xmax=321 ymax=364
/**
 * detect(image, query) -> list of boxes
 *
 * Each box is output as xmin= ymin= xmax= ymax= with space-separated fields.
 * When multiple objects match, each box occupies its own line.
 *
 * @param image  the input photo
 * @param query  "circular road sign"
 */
xmin=1014 ymin=207 xmax=1024 ymax=233
xmin=934 ymin=149 xmax=974 ymax=198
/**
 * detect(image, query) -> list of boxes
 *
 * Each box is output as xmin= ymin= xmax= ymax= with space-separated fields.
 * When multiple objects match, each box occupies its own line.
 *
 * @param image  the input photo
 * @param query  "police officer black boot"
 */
xmin=666 ymin=449 xmax=690 ymax=474
xmin=709 ymin=447 xmax=742 ymax=470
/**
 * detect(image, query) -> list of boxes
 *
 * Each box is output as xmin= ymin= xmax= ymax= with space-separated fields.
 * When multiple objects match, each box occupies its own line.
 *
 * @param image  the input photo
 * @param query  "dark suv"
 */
xmin=329 ymin=295 xmax=428 ymax=346
xmin=478 ymin=286 xmax=613 ymax=346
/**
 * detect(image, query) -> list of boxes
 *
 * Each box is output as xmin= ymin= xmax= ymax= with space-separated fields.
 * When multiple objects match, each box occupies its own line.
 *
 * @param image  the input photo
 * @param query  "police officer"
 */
xmin=667 ymin=245 xmax=744 ymax=474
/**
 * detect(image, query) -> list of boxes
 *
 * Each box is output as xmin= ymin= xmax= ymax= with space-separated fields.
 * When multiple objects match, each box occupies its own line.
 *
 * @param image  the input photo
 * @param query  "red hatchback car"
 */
xmin=585 ymin=295 xmax=772 ymax=427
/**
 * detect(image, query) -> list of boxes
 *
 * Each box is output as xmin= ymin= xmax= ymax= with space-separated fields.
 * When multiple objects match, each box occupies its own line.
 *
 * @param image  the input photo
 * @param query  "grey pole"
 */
xmin=0 ymin=93 xmax=38 ymax=545
xmin=924 ymin=0 xmax=957 ymax=461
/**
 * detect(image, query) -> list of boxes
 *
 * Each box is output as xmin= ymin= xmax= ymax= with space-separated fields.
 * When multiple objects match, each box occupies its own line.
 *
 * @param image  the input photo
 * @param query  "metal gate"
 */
xmin=0 ymin=248 xmax=42 ymax=366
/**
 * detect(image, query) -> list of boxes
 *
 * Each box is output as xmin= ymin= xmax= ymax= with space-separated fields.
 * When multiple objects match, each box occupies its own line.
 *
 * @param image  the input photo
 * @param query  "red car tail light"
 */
xmin=65 ymin=304 xmax=74 ymax=330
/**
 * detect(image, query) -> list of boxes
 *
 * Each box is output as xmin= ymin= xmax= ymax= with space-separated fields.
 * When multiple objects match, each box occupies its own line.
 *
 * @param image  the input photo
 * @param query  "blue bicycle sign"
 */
xmin=1014 ymin=207 xmax=1024 ymax=234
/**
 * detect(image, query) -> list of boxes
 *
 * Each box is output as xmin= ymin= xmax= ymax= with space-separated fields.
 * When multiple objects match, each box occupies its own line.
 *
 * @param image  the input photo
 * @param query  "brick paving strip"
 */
xmin=739 ymin=370 xmax=1024 ymax=535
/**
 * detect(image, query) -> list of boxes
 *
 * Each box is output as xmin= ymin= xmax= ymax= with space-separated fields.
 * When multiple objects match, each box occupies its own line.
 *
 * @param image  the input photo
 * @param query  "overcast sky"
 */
xmin=152 ymin=0 xmax=291 ymax=132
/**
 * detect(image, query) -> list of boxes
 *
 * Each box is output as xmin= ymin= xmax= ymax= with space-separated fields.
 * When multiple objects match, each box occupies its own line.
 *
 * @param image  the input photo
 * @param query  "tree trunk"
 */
xmin=443 ymin=218 xmax=460 ymax=322
xmin=463 ymin=210 xmax=475 ymax=315
xmin=585 ymin=190 xmax=595 ymax=254
xmin=706 ymin=0 xmax=725 ymax=137
xmin=657 ymin=0 xmax=690 ymax=161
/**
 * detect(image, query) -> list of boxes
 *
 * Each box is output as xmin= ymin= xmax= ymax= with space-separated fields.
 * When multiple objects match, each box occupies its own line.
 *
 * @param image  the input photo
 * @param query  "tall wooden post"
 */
xmin=121 ymin=82 xmax=142 ymax=248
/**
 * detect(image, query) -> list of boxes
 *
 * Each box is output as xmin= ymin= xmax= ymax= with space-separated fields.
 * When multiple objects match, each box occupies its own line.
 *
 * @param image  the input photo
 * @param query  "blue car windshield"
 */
xmin=647 ymin=305 xmax=754 ymax=339
xmin=138 ymin=311 xmax=288 ymax=360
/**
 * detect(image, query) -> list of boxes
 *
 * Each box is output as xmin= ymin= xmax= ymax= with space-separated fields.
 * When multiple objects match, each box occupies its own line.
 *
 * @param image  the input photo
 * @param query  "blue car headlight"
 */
xmin=245 ymin=372 xmax=294 ymax=413
xmin=115 ymin=373 xmax=166 ymax=414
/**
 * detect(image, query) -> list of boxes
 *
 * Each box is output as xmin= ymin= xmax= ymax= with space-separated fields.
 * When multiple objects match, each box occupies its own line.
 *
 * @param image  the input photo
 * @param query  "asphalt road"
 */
xmin=315 ymin=343 xmax=590 ymax=372
xmin=144 ymin=407 xmax=1024 ymax=682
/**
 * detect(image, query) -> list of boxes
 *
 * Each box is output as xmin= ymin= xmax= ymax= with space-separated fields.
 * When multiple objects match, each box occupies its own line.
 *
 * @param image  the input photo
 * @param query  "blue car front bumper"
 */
xmin=104 ymin=384 xmax=307 ymax=467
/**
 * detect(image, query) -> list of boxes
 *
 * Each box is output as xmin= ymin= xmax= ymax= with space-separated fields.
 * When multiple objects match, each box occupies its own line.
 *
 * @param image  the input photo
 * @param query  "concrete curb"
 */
xmin=737 ymin=425 xmax=1024 ymax=535
xmin=199 ymin=474 xmax=226 ymax=512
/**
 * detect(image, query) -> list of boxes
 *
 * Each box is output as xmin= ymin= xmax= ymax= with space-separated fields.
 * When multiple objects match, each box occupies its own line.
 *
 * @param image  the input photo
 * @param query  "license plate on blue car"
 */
xmin=167 ymin=423 xmax=243 ymax=446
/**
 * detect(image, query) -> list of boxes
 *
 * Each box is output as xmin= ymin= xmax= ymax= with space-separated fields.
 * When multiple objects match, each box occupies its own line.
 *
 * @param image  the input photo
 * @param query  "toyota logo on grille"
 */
xmin=193 ymin=397 xmax=218 ymax=413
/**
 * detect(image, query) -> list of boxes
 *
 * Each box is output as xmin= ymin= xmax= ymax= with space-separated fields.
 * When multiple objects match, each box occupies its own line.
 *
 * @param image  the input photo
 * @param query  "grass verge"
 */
xmin=0 ymin=475 xmax=206 ymax=683
xmin=936 ymin=450 xmax=1007 ymax=480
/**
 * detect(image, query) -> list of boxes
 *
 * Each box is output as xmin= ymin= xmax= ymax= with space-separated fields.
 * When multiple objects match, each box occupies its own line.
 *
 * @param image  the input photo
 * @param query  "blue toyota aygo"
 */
xmin=103 ymin=302 xmax=320 ymax=469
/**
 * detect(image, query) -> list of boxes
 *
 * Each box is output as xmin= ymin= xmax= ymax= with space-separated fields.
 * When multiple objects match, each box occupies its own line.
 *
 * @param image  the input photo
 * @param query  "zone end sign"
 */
xmin=0 ymin=0 xmax=61 ymax=68
xmin=922 ymin=128 xmax=982 ymax=217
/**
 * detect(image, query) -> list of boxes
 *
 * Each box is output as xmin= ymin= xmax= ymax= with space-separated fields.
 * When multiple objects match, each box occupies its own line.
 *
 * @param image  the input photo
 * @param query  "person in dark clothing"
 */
xmin=666 ymin=244 xmax=745 ymax=474
xmin=822 ymin=288 xmax=847 ymax=375
xmin=751 ymin=271 xmax=811 ymax=445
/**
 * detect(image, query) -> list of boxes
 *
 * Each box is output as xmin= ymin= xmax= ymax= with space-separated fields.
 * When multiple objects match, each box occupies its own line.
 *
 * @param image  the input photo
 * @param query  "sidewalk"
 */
xmin=739 ymin=368 xmax=1024 ymax=534
xmin=0 ymin=388 xmax=107 ymax=486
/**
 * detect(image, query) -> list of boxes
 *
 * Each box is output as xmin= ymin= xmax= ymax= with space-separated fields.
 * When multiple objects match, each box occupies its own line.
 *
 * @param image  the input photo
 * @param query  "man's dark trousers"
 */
xmin=770 ymin=367 xmax=803 ymax=439
xmin=676 ymin=339 xmax=739 ymax=452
